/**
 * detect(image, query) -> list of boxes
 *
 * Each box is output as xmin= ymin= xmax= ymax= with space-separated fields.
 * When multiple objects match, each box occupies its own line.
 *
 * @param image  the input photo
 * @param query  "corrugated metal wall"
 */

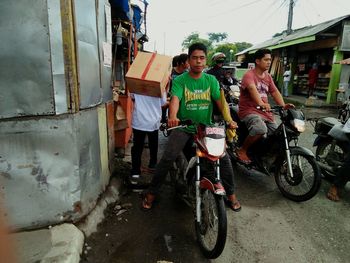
xmin=0 ymin=0 xmax=55 ymax=118
xmin=0 ymin=0 xmax=113 ymax=229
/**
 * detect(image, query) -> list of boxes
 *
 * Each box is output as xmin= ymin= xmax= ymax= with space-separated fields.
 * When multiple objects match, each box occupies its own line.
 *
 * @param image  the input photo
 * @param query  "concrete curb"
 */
xmin=41 ymin=224 xmax=84 ymax=263
xmin=12 ymin=177 xmax=122 ymax=263
xmin=13 ymin=224 xmax=84 ymax=263
xmin=77 ymin=177 xmax=121 ymax=238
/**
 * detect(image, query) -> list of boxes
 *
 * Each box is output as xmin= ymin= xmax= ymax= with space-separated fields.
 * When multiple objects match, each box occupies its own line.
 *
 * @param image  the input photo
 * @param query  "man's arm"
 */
xmin=168 ymin=96 xmax=180 ymax=127
xmin=215 ymin=98 xmax=238 ymax=129
xmin=246 ymin=84 xmax=271 ymax=111
xmin=271 ymin=89 xmax=285 ymax=106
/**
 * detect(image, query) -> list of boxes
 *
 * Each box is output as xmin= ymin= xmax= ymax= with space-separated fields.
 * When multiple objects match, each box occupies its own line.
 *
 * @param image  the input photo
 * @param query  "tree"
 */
xmin=215 ymin=43 xmax=237 ymax=61
xmin=181 ymin=32 xmax=212 ymax=50
xmin=235 ymin=42 xmax=253 ymax=53
xmin=208 ymin=33 xmax=228 ymax=44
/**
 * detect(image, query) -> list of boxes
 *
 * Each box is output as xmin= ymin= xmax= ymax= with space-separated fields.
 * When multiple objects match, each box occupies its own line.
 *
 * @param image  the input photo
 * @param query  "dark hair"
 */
xmin=188 ymin=42 xmax=207 ymax=56
xmin=176 ymin=53 xmax=188 ymax=66
xmin=254 ymin=48 xmax=272 ymax=61
xmin=172 ymin=55 xmax=179 ymax=67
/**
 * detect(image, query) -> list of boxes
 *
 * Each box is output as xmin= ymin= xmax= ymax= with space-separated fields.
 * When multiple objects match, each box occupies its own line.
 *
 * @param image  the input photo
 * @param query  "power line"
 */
xmin=169 ymin=0 xmax=266 ymax=23
xmin=248 ymin=0 xmax=288 ymax=40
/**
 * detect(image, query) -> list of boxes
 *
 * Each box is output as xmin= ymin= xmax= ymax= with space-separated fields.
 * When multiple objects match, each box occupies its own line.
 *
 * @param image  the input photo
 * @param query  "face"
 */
xmin=256 ymin=54 xmax=272 ymax=71
xmin=181 ymin=61 xmax=190 ymax=71
xmin=188 ymin=50 xmax=206 ymax=74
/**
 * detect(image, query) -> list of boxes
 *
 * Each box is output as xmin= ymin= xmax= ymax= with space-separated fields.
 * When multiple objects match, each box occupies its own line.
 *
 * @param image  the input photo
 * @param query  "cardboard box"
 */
xmin=125 ymin=52 xmax=172 ymax=97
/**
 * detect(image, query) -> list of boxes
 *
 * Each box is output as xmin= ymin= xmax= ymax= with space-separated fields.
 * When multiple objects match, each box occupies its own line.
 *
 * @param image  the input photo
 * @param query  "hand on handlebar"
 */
xmin=167 ymin=117 xmax=180 ymax=128
xmin=259 ymin=103 xmax=271 ymax=112
xmin=228 ymin=121 xmax=238 ymax=129
xmin=283 ymin=103 xmax=295 ymax=109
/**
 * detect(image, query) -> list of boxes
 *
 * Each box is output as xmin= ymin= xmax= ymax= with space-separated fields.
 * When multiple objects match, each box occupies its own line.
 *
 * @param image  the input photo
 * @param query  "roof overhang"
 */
xmin=247 ymin=35 xmax=316 ymax=54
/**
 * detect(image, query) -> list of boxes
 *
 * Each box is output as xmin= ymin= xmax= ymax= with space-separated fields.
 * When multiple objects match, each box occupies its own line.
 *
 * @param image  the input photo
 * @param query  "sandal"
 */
xmin=141 ymin=192 xmax=155 ymax=211
xmin=235 ymin=149 xmax=252 ymax=165
xmin=226 ymin=195 xmax=242 ymax=212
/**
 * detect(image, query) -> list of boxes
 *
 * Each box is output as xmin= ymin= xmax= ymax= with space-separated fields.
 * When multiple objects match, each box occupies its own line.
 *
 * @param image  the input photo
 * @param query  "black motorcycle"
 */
xmin=228 ymin=106 xmax=322 ymax=202
xmin=311 ymin=99 xmax=350 ymax=181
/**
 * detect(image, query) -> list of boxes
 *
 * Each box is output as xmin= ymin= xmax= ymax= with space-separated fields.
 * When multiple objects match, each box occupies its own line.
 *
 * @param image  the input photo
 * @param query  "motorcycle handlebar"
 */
xmin=160 ymin=120 xmax=193 ymax=135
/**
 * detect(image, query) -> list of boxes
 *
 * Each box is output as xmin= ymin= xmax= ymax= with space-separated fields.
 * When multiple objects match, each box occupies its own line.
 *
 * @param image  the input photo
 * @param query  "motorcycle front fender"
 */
xmin=290 ymin=146 xmax=315 ymax=157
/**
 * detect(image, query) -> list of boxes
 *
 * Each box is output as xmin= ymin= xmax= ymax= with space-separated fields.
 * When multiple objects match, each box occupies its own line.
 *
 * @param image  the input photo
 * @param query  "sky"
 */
xmin=135 ymin=0 xmax=350 ymax=56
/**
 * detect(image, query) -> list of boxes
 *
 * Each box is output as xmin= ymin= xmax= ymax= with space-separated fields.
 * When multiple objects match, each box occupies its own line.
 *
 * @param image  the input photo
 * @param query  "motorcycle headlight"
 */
xmin=291 ymin=119 xmax=305 ymax=132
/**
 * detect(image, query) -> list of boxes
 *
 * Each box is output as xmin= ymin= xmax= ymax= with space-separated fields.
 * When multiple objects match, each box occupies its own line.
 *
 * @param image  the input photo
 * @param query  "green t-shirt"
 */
xmin=171 ymin=72 xmax=220 ymax=133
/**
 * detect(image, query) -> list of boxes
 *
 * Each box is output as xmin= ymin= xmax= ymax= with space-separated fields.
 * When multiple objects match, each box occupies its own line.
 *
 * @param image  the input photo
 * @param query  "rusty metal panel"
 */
xmin=48 ymin=0 xmax=69 ymax=114
xmin=97 ymin=105 xmax=110 ymax=189
xmin=0 ymin=109 xmax=103 ymax=230
xmin=97 ymin=0 xmax=113 ymax=102
xmin=0 ymin=0 xmax=55 ymax=119
xmin=74 ymin=0 xmax=102 ymax=108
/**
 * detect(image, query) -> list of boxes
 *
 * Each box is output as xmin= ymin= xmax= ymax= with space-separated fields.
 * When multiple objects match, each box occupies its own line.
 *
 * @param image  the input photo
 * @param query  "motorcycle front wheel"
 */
xmin=275 ymin=152 xmax=321 ymax=202
xmin=315 ymin=140 xmax=348 ymax=182
xmin=195 ymin=189 xmax=227 ymax=259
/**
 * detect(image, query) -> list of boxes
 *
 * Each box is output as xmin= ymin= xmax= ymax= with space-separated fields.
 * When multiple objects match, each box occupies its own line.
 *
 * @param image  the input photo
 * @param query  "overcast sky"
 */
xmin=138 ymin=0 xmax=350 ymax=56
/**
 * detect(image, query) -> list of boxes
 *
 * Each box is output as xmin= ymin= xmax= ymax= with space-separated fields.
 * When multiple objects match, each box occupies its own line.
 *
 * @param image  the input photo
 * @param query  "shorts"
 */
xmin=242 ymin=114 xmax=277 ymax=136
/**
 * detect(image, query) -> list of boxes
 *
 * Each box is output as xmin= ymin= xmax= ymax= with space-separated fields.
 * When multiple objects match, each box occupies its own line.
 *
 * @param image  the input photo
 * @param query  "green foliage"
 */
xmin=181 ymin=32 xmax=212 ymax=50
xmin=235 ymin=42 xmax=253 ymax=53
xmin=208 ymin=33 xmax=228 ymax=43
xmin=181 ymin=32 xmax=253 ymax=65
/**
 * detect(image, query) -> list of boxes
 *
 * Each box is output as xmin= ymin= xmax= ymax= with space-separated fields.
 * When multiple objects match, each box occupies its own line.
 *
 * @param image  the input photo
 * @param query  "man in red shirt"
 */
xmin=236 ymin=49 xmax=293 ymax=164
xmin=308 ymin=63 xmax=318 ymax=98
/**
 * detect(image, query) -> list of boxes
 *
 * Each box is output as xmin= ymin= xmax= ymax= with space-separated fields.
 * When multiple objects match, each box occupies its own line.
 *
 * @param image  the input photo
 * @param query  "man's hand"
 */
xmin=283 ymin=103 xmax=295 ymax=109
xmin=227 ymin=121 xmax=238 ymax=129
xmin=259 ymin=102 xmax=271 ymax=112
xmin=167 ymin=117 xmax=180 ymax=128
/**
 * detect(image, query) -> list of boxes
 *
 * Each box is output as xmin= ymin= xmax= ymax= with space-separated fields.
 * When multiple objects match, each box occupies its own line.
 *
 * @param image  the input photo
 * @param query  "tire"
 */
xmin=195 ymin=190 xmax=227 ymax=259
xmin=315 ymin=140 xmax=348 ymax=182
xmin=275 ymin=152 xmax=321 ymax=202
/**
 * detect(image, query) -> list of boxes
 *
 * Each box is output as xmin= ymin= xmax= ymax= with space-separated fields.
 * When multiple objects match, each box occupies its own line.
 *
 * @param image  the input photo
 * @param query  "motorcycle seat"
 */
xmin=319 ymin=117 xmax=341 ymax=127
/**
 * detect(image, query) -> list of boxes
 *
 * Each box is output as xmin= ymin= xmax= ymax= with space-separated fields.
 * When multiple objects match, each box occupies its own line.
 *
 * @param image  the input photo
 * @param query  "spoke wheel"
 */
xmin=275 ymin=152 xmax=321 ymax=202
xmin=195 ymin=189 xmax=227 ymax=259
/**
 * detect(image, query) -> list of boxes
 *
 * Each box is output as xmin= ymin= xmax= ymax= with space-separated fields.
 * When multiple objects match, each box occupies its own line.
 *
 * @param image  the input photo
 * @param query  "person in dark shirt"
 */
xmin=206 ymin=52 xmax=226 ymax=84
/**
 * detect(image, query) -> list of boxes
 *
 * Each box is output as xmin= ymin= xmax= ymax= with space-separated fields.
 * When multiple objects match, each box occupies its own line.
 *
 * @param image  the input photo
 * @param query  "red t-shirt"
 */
xmin=308 ymin=68 xmax=318 ymax=85
xmin=238 ymin=69 xmax=278 ymax=122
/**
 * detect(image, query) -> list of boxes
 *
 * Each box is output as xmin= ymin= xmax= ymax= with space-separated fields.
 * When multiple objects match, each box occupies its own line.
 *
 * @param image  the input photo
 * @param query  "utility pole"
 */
xmin=287 ymin=0 xmax=294 ymax=35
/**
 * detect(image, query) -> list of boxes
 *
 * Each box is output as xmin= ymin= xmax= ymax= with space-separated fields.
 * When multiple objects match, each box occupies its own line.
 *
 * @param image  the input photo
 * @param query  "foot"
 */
xmin=236 ymin=148 xmax=252 ymax=164
xmin=327 ymin=185 xmax=340 ymax=201
xmin=141 ymin=193 xmax=155 ymax=210
xmin=226 ymin=194 xmax=241 ymax=212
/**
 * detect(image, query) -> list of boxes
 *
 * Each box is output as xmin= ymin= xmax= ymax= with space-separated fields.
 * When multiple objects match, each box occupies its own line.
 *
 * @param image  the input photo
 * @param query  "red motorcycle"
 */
xmin=161 ymin=121 xmax=228 ymax=259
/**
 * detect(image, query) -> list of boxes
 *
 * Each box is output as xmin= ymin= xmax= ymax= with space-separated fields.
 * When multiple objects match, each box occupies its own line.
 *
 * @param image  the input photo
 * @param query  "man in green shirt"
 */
xmin=142 ymin=43 xmax=241 ymax=212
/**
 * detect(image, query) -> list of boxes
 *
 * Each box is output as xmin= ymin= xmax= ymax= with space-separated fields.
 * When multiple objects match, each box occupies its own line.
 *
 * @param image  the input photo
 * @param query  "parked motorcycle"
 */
xmin=311 ymin=99 xmax=350 ymax=181
xmin=160 ymin=121 xmax=228 ymax=259
xmin=228 ymin=106 xmax=322 ymax=202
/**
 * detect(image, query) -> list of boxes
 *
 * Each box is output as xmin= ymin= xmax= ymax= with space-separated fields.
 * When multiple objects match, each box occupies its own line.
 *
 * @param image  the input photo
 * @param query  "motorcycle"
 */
xmin=311 ymin=99 xmax=350 ymax=181
xmin=160 ymin=121 xmax=228 ymax=259
xmin=228 ymin=105 xmax=322 ymax=202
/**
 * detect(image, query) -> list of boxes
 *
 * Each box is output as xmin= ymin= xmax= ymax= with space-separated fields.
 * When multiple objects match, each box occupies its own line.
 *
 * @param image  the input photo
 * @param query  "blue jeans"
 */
xmin=283 ymin=81 xmax=289 ymax=97
xmin=148 ymin=129 xmax=236 ymax=195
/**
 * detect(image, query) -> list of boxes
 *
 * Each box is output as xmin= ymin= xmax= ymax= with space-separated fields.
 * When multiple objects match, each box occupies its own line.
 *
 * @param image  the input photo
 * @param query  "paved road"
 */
xmin=81 ymin=106 xmax=350 ymax=263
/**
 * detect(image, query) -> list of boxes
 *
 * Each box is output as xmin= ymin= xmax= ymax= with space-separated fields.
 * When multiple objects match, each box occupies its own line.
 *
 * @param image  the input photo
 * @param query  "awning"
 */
xmin=247 ymin=35 xmax=316 ymax=54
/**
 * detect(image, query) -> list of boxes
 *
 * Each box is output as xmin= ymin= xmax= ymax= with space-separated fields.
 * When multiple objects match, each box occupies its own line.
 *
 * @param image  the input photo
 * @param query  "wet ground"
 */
xmin=81 ymin=106 xmax=350 ymax=263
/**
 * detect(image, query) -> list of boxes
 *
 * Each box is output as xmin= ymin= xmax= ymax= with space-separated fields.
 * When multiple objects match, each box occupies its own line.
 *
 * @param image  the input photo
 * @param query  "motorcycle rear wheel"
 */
xmin=315 ymin=140 xmax=348 ymax=182
xmin=195 ymin=189 xmax=227 ymax=259
xmin=275 ymin=152 xmax=321 ymax=202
